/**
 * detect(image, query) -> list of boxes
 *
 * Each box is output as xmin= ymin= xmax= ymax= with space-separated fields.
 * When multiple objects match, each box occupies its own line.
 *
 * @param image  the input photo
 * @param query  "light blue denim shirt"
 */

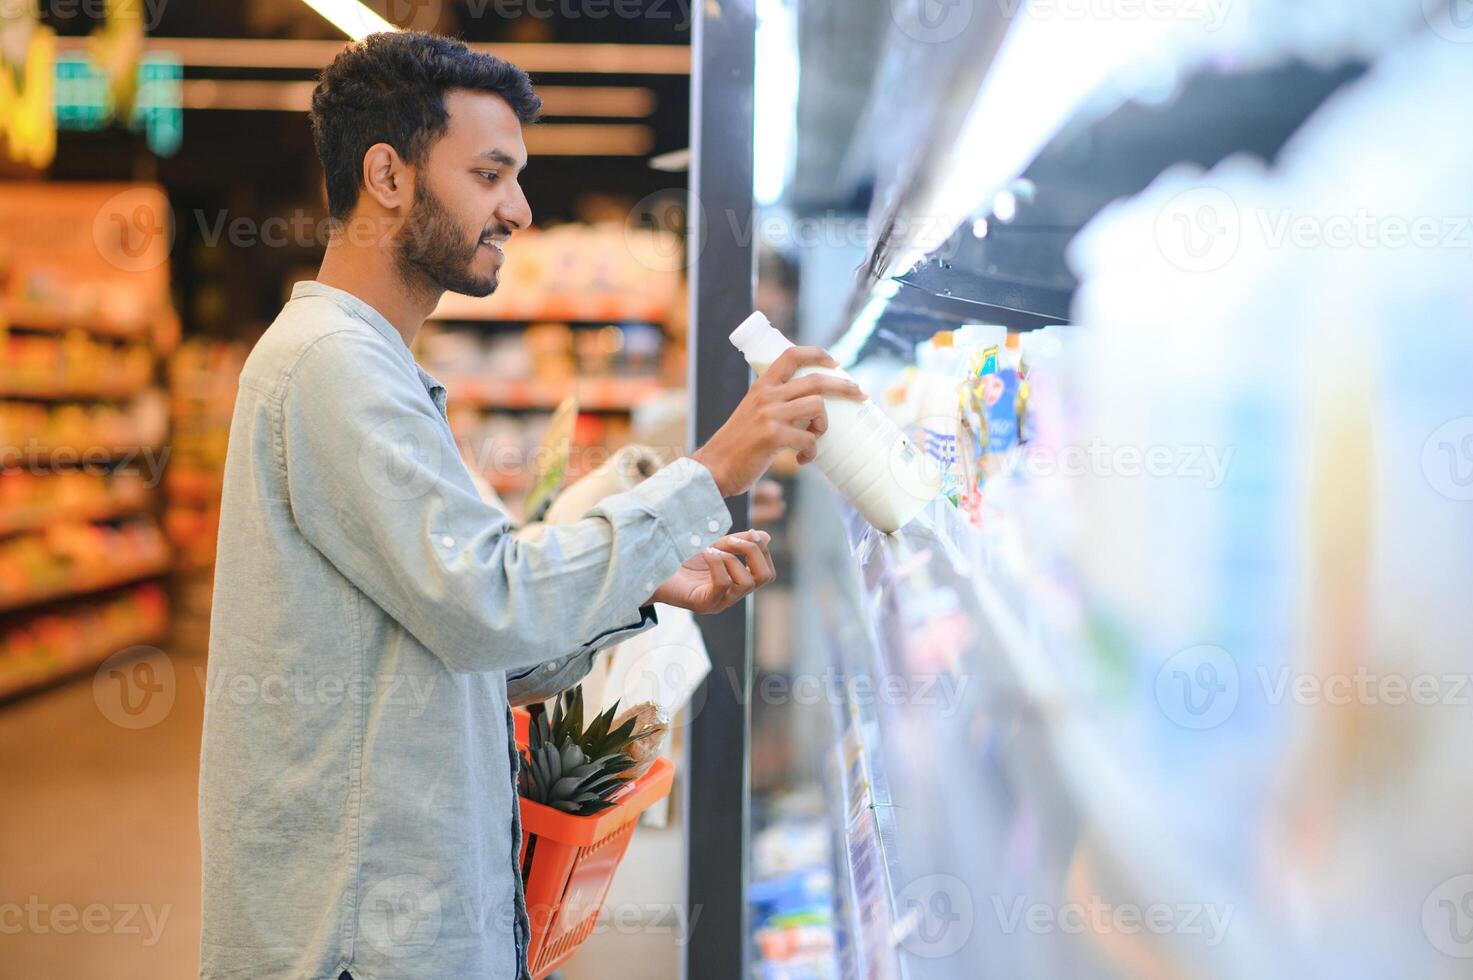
xmin=198 ymin=281 xmax=731 ymax=980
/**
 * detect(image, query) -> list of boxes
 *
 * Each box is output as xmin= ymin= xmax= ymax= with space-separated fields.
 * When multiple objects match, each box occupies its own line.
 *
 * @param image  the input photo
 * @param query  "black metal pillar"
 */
xmin=684 ymin=0 xmax=755 ymax=978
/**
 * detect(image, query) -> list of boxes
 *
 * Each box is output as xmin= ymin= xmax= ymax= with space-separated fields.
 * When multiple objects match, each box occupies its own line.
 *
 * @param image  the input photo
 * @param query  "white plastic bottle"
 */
xmin=729 ymin=311 xmax=939 ymax=533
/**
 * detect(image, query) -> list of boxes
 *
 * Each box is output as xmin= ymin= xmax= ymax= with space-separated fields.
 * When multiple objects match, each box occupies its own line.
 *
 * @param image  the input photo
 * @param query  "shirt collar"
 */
xmin=291 ymin=280 xmax=409 ymax=352
xmin=290 ymin=280 xmax=446 ymax=404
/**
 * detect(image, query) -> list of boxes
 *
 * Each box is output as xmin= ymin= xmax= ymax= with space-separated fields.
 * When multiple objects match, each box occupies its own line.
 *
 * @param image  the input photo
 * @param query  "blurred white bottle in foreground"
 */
xmin=729 ymin=311 xmax=939 ymax=533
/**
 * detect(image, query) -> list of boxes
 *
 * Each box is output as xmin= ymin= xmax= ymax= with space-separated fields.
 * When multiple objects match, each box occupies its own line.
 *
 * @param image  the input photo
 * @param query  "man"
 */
xmin=198 ymin=31 xmax=861 ymax=980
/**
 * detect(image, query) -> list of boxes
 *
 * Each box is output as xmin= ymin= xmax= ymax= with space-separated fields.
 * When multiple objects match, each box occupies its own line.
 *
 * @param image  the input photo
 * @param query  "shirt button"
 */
xmin=689 ymin=534 xmax=701 ymax=547
xmin=440 ymin=535 xmax=455 ymax=548
xmin=543 ymin=663 xmax=558 ymax=674
xmin=707 ymin=519 xmax=721 ymax=532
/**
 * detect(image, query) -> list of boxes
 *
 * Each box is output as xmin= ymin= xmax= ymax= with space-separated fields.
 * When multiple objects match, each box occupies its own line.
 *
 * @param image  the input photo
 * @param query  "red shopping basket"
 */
xmin=514 ymin=709 xmax=675 ymax=979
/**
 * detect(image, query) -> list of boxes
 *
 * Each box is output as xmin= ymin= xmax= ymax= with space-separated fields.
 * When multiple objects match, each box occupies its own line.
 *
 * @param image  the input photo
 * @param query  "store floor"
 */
xmin=0 ymin=622 xmax=679 ymax=980
xmin=0 ymin=623 xmax=208 ymax=978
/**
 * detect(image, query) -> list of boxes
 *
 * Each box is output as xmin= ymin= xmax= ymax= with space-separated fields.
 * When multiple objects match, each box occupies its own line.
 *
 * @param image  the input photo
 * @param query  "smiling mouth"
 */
xmin=479 ymin=233 xmax=506 ymax=256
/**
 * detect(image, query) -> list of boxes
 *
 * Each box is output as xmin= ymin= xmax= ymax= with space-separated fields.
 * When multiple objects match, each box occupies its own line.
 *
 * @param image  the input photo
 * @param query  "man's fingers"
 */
xmin=708 ymin=544 xmax=753 ymax=590
xmin=783 ymin=426 xmax=818 ymax=460
xmin=783 ymin=427 xmax=818 ymax=459
xmin=764 ymin=345 xmax=839 ymax=384
xmin=720 ymin=530 xmax=775 ymax=585
xmin=777 ymin=373 xmax=865 ymax=402
xmin=701 ymin=548 xmax=734 ymax=597
xmin=772 ymin=395 xmax=826 ymax=429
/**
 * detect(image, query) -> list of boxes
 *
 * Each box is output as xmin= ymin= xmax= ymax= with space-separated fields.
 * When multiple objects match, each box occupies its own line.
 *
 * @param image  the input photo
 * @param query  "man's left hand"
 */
xmin=647 ymin=530 xmax=774 ymax=614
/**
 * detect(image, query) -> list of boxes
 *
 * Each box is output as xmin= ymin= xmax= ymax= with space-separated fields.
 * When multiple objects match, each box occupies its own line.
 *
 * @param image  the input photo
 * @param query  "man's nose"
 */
xmin=499 ymin=183 xmax=532 ymax=232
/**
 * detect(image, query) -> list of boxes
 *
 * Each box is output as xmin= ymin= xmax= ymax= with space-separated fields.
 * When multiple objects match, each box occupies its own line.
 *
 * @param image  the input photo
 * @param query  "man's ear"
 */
xmin=361 ymin=142 xmax=412 ymax=211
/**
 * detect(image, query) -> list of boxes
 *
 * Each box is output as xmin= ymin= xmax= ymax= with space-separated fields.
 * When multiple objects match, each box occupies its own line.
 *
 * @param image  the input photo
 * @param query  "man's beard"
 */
xmin=392 ymin=178 xmax=498 ymax=298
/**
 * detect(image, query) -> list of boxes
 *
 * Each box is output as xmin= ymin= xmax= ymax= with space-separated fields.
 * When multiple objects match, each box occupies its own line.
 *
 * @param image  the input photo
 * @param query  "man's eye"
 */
xmin=478 ymin=171 xmax=499 ymax=183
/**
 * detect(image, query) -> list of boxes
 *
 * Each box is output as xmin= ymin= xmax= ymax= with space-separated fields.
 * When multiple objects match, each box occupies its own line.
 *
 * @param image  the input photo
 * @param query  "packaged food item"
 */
xmin=728 ymin=312 xmax=938 ymax=533
xmin=611 ymin=701 xmax=668 ymax=778
xmin=914 ymin=331 xmax=964 ymax=506
xmin=953 ymin=324 xmax=1007 ymax=517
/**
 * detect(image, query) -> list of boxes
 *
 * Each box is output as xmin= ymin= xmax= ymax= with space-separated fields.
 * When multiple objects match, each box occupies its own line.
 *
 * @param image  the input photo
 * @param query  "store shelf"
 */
xmin=0 ymin=607 xmax=167 ymax=698
xmin=0 ymin=379 xmax=158 ymax=402
xmin=0 ymin=444 xmax=167 ymax=469
xmin=1 ymin=299 xmax=157 ymax=341
xmin=0 ymin=553 xmax=171 ymax=615
xmin=0 ymin=495 xmax=151 ymax=539
xmin=430 ymin=312 xmax=669 ymax=328
xmin=444 ymin=376 xmax=666 ymax=412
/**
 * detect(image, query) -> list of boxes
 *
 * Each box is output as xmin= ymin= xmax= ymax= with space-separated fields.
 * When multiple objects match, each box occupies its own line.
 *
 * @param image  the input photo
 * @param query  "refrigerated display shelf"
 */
xmin=816 ymin=491 xmax=1283 ymax=978
xmin=0 ymin=554 xmax=171 ymax=615
xmin=812 ymin=532 xmax=907 ymax=980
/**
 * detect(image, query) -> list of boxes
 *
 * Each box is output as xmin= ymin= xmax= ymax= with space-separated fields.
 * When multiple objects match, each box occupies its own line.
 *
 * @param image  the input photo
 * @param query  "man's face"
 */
xmin=393 ymin=88 xmax=533 ymax=297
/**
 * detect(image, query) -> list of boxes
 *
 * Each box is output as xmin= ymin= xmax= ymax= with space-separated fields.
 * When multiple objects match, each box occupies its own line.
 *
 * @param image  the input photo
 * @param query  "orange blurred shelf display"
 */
xmin=443 ymin=376 xmax=666 ymax=412
xmin=0 ymin=298 xmax=178 ymax=346
xmin=0 ymin=183 xmax=179 ymax=701
xmin=0 ymin=520 xmax=171 ymax=614
xmin=0 ymin=330 xmax=157 ymax=401
xmin=0 ymin=582 xmax=168 ymax=701
xmin=0 ymin=470 xmax=152 ymax=538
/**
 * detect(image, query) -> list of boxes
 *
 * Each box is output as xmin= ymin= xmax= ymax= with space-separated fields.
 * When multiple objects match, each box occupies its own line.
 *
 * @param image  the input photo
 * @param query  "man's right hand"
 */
xmin=690 ymin=346 xmax=867 ymax=497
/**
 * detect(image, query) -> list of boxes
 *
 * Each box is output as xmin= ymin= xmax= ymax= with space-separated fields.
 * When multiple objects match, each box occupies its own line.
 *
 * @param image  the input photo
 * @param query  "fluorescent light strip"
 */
xmin=181 ymin=80 xmax=655 ymax=118
xmin=182 ymin=79 xmax=316 ymax=111
xmin=537 ymin=86 xmax=656 ymax=118
xmin=54 ymin=37 xmax=692 ymax=74
xmin=523 ymin=124 xmax=654 ymax=156
xmin=298 ymin=0 xmax=395 ymax=40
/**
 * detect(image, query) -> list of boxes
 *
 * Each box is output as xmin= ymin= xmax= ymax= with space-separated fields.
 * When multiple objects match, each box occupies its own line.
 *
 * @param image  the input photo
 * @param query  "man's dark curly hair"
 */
xmin=310 ymin=32 xmax=541 ymax=220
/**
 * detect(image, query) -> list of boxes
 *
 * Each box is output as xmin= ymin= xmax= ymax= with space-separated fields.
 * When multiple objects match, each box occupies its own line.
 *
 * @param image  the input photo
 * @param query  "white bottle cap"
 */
xmin=954 ymin=323 xmax=1008 ymax=351
xmin=728 ymin=310 xmax=794 ymax=368
xmin=728 ymin=310 xmax=775 ymax=352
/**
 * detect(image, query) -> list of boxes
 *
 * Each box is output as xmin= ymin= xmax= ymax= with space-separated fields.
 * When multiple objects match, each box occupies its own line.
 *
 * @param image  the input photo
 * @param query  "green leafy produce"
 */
xmin=518 ymin=686 xmax=649 ymax=815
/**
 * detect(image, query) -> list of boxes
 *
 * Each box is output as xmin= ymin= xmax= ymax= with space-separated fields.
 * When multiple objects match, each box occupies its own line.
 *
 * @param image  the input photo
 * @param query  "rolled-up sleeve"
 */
xmin=505 ymin=605 xmax=658 ymax=706
xmin=276 ymin=330 xmax=731 ymax=675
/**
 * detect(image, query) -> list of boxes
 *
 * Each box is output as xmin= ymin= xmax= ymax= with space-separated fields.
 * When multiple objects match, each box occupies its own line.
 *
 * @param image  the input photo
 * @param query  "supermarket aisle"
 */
xmin=0 ymin=630 xmax=207 ymax=979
